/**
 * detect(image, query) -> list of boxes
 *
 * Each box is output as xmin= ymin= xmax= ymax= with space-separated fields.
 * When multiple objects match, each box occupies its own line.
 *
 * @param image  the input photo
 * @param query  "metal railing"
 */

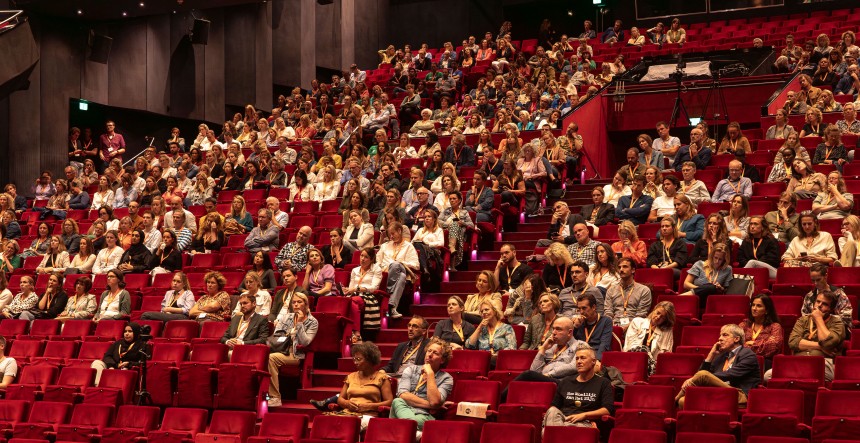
xmin=0 ymin=10 xmax=24 ymax=35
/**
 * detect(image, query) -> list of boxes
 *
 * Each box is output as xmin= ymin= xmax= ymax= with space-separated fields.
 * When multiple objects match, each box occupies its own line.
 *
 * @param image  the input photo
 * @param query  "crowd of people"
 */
xmin=0 ymin=13 xmax=858 ymax=438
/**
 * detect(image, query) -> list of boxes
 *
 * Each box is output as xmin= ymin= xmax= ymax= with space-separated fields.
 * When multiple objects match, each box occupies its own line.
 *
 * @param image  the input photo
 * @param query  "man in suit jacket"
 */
xmin=381 ymin=315 xmax=431 ymax=376
xmin=464 ymin=170 xmax=495 ymax=223
xmin=536 ymin=201 xmax=585 ymax=247
xmin=579 ymin=191 xmax=615 ymax=229
xmin=221 ymin=294 xmax=271 ymax=348
xmin=675 ymin=324 xmax=761 ymax=409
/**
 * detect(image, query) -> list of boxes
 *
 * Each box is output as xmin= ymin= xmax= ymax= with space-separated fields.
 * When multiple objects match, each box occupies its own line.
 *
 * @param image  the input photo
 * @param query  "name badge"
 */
xmin=197 ymin=313 xmax=207 ymax=319
xmin=619 ymin=317 xmax=630 ymax=326
xmin=277 ymin=337 xmax=287 ymax=343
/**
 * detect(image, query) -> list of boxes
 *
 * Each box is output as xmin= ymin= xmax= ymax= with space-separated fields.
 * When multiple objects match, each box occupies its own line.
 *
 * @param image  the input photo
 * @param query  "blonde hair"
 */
xmin=617 ymin=220 xmax=639 ymax=242
xmin=545 ymin=242 xmax=574 ymax=266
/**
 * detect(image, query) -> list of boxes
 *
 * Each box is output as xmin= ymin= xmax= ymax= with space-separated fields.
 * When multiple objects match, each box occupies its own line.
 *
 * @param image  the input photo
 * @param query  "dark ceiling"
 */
xmin=13 ymin=0 xmax=265 ymax=21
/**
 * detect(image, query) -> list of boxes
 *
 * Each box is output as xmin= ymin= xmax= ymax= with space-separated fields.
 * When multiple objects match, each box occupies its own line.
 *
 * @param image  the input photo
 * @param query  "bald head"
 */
xmin=296 ymin=226 xmax=313 ymax=246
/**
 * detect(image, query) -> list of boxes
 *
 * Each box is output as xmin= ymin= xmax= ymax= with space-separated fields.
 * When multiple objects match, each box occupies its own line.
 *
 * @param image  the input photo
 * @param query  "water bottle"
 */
xmin=580 ymin=168 xmax=586 ymax=185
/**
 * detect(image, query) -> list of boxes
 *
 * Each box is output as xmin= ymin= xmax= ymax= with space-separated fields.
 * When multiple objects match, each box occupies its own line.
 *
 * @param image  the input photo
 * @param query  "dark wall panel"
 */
xmin=168 ymin=13 xmax=199 ymax=118
xmin=224 ymin=7 xmax=257 ymax=107
xmin=8 ymin=17 xmax=42 ymax=189
xmin=146 ymin=16 xmax=170 ymax=115
xmin=108 ymin=19 xmax=148 ymax=110
xmin=315 ymin=1 xmax=341 ymax=71
xmin=203 ymin=8 xmax=226 ymax=122
xmin=40 ymin=24 xmax=83 ymax=174
xmin=272 ymin=0 xmax=300 ymax=87
xmin=255 ymin=2 xmax=273 ymax=109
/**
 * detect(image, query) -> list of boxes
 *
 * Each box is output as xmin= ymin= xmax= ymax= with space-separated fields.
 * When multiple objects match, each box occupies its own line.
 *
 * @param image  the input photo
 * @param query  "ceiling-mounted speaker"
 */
xmin=317 ymin=0 xmax=334 ymax=4
xmin=190 ymin=18 xmax=210 ymax=45
xmin=89 ymin=33 xmax=113 ymax=64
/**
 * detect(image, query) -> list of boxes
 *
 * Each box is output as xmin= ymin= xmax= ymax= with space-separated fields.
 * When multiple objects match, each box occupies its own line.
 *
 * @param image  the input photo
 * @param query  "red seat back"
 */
xmin=505 ymin=381 xmax=556 ymax=406
xmin=204 ymin=410 xmax=256 ymax=442
xmin=601 ymin=351 xmax=648 ymax=384
xmin=307 ymin=414 xmax=360 ymax=442
xmin=479 ymin=423 xmax=534 ymax=443
xmin=364 ymin=417 xmax=418 ymax=443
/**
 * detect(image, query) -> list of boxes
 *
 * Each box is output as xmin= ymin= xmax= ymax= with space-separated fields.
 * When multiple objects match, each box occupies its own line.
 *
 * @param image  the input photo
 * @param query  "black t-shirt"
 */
xmin=499 ymin=263 xmax=533 ymax=292
xmin=552 ymin=374 xmax=615 ymax=417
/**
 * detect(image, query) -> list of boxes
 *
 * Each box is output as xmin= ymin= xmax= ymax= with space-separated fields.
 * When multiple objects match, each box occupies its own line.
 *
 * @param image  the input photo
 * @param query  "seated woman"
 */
xmin=541 ymin=243 xmax=574 ymax=294
xmin=739 ymin=294 xmax=783 ymax=369
xmin=320 ymin=229 xmax=351 ymax=270
xmin=725 ymin=195 xmax=751 ymax=245
xmin=309 ymin=341 xmax=394 ymax=424
xmin=20 ymin=222 xmax=51 ymax=259
xmin=238 ymin=252 xmax=277 ymax=293
xmin=234 ymin=271 xmax=272 ymax=317
xmin=839 ymin=215 xmax=860 ymax=267
xmin=602 ymin=173 xmax=631 ymax=208
xmin=689 ymin=214 xmax=729 ymax=266
xmin=786 ymin=159 xmax=827 ymax=200
xmin=94 ymin=269 xmax=131 ymax=322
xmin=507 ymin=274 xmax=548 ymax=326
xmin=466 ymin=300 xmax=517 ymax=362
xmin=681 ymin=242 xmax=733 ymax=308
xmin=140 ymin=272 xmax=196 ymax=322
xmin=0 ymin=240 xmax=21 ymax=274
xmin=799 ymin=107 xmax=825 ymax=138
xmin=0 ymin=275 xmax=38 ymax=319
xmin=589 ymin=243 xmax=620 ymax=295
xmin=55 ymin=276 xmax=97 ymax=322
xmin=438 ymin=191 xmax=474 ymax=271
xmin=190 ymin=214 xmax=225 ymax=253
xmin=92 ymin=230 xmax=123 ymax=275
xmin=343 ymin=248 xmax=383 ymax=342
xmin=739 ymin=216 xmax=781 ymax=279
xmin=647 ymin=216 xmax=688 ymax=278
xmin=765 ymin=191 xmax=801 ymax=243
xmin=302 ymin=248 xmax=335 ymax=297
xmin=412 ymin=208 xmax=445 ymax=279
xmin=20 ymin=273 xmax=67 ymax=321
xmin=90 ymin=322 xmax=144 ymax=385
xmin=813 ymin=171 xmax=854 ymax=219
xmin=190 ymin=271 xmax=233 ymax=323
xmin=35 ymin=236 xmax=70 ymax=275
xmin=520 ymin=292 xmax=561 ymax=350
xmin=435 ymin=296 xmax=477 ymax=350
xmin=117 ymin=230 xmax=152 ymax=274
xmin=673 ymin=195 xmax=705 ymax=244
xmin=266 ymin=293 xmax=318 ymax=408
xmin=64 ymin=237 xmax=96 ymax=274
xmin=463 ymin=270 xmax=503 ymax=324
xmin=611 ymin=221 xmax=648 ymax=267
xmin=224 ymin=195 xmax=254 ymax=234
xmin=624 ymin=301 xmax=675 ymax=375
xmin=0 ymin=272 xmax=12 ymax=312
xmin=782 ymin=210 xmax=838 ymax=267
xmin=344 ymin=211 xmax=375 ymax=254
xmin=146 ymin=230 xmax=183 ymax=275
xmin=581 ymin=187 xmax=615 ymax=237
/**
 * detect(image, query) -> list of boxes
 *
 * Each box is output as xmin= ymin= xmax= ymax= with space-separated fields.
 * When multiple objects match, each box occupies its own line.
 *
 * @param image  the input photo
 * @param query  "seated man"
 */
xmin=275 ymin=226 xmax=314 ymax=273
xmin=617 ymin=148 xmax=647 ymax=185
xmin=500 ymin=317 xmax=581 ymax=402
xmin=377 ymin=222 xmax=420 ymax=318
xmin=464 ymin=170 xmax=495 ymax=223
xmin=615 ymin=174 xmax=653 ymax=225
xmin=779 ymin=290 xmax=847 ymax=382
xmin=541 ymin=344 xmax=614 ymax=430
xmin=391 ymin=337 xmax=454 ymax=431
xmin=221 ymin=294 xmax=270 ymax=353
xmin=674 ymin=127 xmax=713 ymax=171
xmin=267 ymin=293 xmax=318 ymax=408
xmin=244 ymin=209 xmax=281 ymax=253
xmin=801 ymin=263 xmax=853 ymax=333
xmin=381 ymin=315 xmax=431 ymax=376
xmin=675 ymin=324 xmax=761 ymax=408
xmin=711 ymin=160 xmax=753 ymax=202
xmin=603 ymin=258 xmax=651 ymax=330
xmin=536 ymin=202 xmax=585 ymax=248
xmin=163 ymin=196 xmax=197 ymax=234
xmin=265 ymin=197 xmax=289 ymax=230
xmin=572 ymin=293 xmax=613 ymax=359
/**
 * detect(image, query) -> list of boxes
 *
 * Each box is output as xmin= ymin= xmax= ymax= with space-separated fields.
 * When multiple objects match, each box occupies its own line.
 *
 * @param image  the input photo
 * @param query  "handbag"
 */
xmin=726 ymin=274 xmax=755 ymax=296
xmin=267 ymin=331 xmax=293 ymax=354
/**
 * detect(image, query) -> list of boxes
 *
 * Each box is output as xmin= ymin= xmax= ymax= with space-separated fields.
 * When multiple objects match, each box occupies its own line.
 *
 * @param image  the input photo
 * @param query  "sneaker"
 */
xmin=309 ymin=399 xmax=328 ymax=411
xmin=415 ymin=430 xmax=422 ymax=441
xmin=389 ymin=307 xmax=403 ymax=319
xmin=267 ymin=397 xmax=282 ymax=408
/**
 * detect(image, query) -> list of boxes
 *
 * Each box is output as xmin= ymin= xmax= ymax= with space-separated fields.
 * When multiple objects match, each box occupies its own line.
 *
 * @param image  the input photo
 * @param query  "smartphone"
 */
xmin=616 ymin=252 xmax=623 ymax=258
xmin=800 ymin=252 xmax=808 ymax=257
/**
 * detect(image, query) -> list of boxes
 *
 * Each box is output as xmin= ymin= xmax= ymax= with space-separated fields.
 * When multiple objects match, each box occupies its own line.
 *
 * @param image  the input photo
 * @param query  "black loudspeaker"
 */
xmin=190 ymin=19 xmax=210 ymax=45
xmin=317 ymin=0 xmax=334 ymax=4
xmin=89 ymin=34 xmax=113 ymax=64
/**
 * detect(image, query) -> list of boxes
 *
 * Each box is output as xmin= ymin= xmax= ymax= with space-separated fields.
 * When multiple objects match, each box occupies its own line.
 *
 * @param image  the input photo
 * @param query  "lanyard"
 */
xmin=558 ymin=265 xmax=568 ymax=288
xmin=751 ymin=238 xmax=763 ymax=260
xmin=619 ymin=283 xmax=634 ymax=315
xmin=550 ymin=345 xmax=568 ymax=362
xmin=629 ymin=196 xmax=639 ymax=209
xmin=236 ymin=317 xmax=250 ymax=339
xmin=583 ymin=315 xmax=600 ymax=342
xmin=722 ymin=353 xmax=736 ymax=371
xmin=118 ymin=342 xmax=135 ymax=359
xmin=751 ymin=324 xmax=763 ymax=341
xmin=453 ymin=323 xmax=464 ymax=342
xmin=727 ymin=179 xmax=742 ymax=195
xmin=413 ymin=373 xmax=427 ymax=393
xmin=401 ymin=341 xmax=421 ymax=363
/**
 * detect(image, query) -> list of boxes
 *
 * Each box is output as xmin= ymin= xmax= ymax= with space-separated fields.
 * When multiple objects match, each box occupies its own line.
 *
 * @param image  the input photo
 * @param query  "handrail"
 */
xmin=0 ymin=10 xmax=24 ymax=34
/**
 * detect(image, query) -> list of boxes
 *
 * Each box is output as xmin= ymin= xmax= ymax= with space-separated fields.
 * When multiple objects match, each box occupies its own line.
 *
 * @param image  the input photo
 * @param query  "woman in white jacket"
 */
xmin=623 ymin=301 xmax=676 ymax=375
xmin=344 ymin=210 xmax=375 ymax=253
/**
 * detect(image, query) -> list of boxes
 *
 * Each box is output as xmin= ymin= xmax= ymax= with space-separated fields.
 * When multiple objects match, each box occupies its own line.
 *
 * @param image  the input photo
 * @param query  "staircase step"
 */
xmin=501 ymin=232 xmax=547 ymax=241
xmin=493 ymin=240 xmax=541 ymax=251
xmin=376 ymin=328 xmax=409 ymax=343
xmin=420 ymin=292 xmax=457 ymax=304
xmin=268 ymin=403 xmax=323 ymax=421
xmin=312 ymin=369 xmax=351 ymax=387
xmin=411 ymin=304 xmax=448 ymax=318
xmin=379 ymin=343 xmax=398 ymax=357
xmin=439 ymin=281 xmax=479 ymax=293
xmin=297 ymin=387 xmax=341 ymax=403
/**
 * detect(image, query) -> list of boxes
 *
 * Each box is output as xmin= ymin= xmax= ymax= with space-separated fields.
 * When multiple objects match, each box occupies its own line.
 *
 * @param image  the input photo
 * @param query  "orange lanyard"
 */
xmin=824 ymin=146 xmax=834 ymax=160
xmin=728 ymin=179 xmax=742 ymax=194
xmin=722 ymin=353 xmax=736 ymax=371
xmin=453 ymin=323 xmax=464 ymax=342
xmin=619 ymin=284 xmax=634 ymax=315
xmin=751 ymin=324 xmax=763 ymax=341
xmin=401 ymin=342 xmax=421 ymax=363
xmin=550 ymin=345 xmax=568 ymax=362
xmin=751 ymin=238 xmax=763 ymax=260
xmin=236 ymin=317 xmax=250 ymax=338
xmin=118 ymin=342 xmax=135 ymax=359
xmin=629 ymin=196 xmax=639 ymax=209
xmin=557 ymin=265 xmax=568 ymax=287
xmin=413 ymin=374 xmax=427 ymax=393
xmin=583 ymin=315 xmax=600 ymax=342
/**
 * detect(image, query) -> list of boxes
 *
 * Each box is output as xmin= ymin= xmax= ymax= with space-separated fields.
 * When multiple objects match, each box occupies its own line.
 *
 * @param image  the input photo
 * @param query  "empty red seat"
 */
xmin=42 ymin=366 xmax=96 ymax=403
xmin=479 ymin=423 xmax=534 ymax=443
xmin=676 ymin=387 xmax=739 ymax=434
xmin=12 ymin=401 xmax=72 ymax=439
xmin=0 ymin=400 xmax=31 ymax=432
xmin=151 ymin=342 xmax=189 ymax=363
xmin=447 ymin=350 xmax=492 ymax=379
xmin=363 ymin=417 xmax=418 ymax=443
xmin=601 ymin=352 xmax=648 ymax=384
xmin=193 ymin=410 xmax=256 ymax=443
xmin=305 ymin=415 xmax=360 ymax=443
xmin=612 ymin=384 xmax=675 ymax=431
xmin=742 ymin=388 xmax=807 ymax=442
xmin=146 ymin=408 xmax=208 ymax=443
xmin=497 ymin=381 xmax=555 ymax=438
xmin=676 ymin=433 xmax=737 ymax=443
xmin=812 ymin=390 xmax=860 ymax=443
xmin=420 ymin=420 xmax=472 ymax=443
xmin=5 ymin=364 xmax=59 ymax=401
xmin=831 ymin=356 xmax=860 ymax=390
xmin=101 ymin=405 xmax=160 ymax=443
xmin=247 ymin=413 xmax=307 ymax=443
xmin=609 ymin=429 xmax=667 ymax=443
xmin=54 ymin=404 xmax=115 ymax=443
xmin=543 ymin=426 xmax=599 ymax=443
xmin=487 ymin=350 xmax=538 ymax=387
xmin=153 ymin=320 xmax=200 ymax=343
xmin=677 ymin=326 xmax=722 ymax=355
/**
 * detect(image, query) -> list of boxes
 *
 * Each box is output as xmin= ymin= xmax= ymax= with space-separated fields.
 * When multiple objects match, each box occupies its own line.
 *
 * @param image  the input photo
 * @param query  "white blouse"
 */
xmin=92 ymin=246 xmax=123 ymax=275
